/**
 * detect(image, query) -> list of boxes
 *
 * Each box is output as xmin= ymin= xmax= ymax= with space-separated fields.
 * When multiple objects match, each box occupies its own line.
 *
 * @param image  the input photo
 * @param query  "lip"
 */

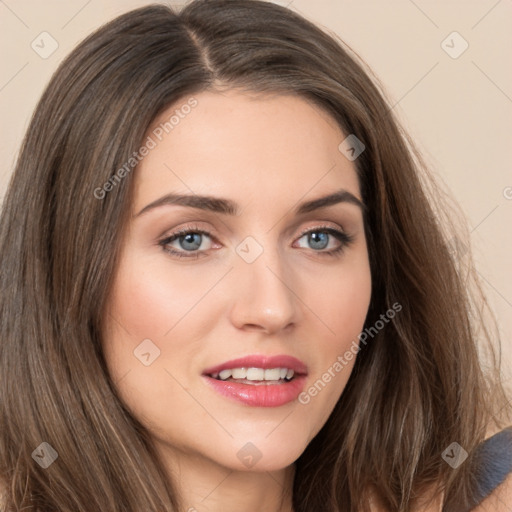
xmin=202 ymin=354 xmax=308 ymax=408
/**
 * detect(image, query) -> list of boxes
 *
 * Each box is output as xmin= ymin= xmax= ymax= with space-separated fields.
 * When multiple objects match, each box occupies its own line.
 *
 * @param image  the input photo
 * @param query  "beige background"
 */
xmin=1 ymin=1 xmax=511 ymax=388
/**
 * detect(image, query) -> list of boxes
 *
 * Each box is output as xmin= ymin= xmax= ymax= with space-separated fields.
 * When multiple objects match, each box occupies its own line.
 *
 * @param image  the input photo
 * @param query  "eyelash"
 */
xmin=158 ymin=223 xmax=355 ymax=260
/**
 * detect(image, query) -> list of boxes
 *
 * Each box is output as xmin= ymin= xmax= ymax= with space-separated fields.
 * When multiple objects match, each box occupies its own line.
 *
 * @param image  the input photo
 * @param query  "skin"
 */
xmin=102 ymin=88 xmax=373 ymax=512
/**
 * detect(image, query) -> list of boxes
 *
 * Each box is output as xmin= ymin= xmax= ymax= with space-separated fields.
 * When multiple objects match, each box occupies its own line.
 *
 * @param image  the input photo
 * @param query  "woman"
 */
xmin=0 ymin=1 xmax=510 ymax=510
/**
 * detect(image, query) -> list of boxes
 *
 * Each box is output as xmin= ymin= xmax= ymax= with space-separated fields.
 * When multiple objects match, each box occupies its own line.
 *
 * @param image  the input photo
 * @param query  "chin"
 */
xmin=220 ymin=434 xmax=308 ymax=473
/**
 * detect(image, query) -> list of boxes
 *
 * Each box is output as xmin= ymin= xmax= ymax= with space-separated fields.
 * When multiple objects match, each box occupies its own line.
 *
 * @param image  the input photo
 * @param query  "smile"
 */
xmin=202 ymin=355 xmax=308 ymax=407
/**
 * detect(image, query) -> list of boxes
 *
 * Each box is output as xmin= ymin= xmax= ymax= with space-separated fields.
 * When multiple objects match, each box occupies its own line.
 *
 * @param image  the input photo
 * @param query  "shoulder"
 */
xmin=471 ymin=471 xmax=512 ymax=511
xmin=468 ymin=425 xmax=512 ymax=510
xmin=369 ymin=426 xmax=512 ymax=511
xmin=474 ymin=427 xmax=512 ymax=486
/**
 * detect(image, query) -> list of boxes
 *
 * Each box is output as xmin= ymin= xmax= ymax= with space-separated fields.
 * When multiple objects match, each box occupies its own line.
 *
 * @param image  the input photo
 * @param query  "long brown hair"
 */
xmin=0 ymin=1 xmax=509 ymax=510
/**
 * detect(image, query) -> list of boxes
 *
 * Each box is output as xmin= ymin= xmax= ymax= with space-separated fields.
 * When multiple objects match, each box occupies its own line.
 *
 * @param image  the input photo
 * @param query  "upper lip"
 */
xmin=203 ymin=354 xmax=308 ymax=376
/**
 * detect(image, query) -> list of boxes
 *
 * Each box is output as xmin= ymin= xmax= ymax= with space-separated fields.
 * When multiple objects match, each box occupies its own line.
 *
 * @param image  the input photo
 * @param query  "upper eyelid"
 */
xmin=295 ymin=223 xmax=346 ymax=237
xmin=160 ymin=225 xmax=213 ymax=242
xmin=160 ymin=222 xmax=347 ymax=239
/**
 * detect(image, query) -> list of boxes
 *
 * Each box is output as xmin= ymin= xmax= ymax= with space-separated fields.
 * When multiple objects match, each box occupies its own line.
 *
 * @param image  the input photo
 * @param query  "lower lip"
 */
xmin=203 ymin=375 xmax=307 ymax=407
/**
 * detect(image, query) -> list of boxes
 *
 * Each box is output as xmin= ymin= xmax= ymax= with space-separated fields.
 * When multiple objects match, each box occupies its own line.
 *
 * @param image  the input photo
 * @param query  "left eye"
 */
xmin=295 ymin=229 xmax=342 ymax=251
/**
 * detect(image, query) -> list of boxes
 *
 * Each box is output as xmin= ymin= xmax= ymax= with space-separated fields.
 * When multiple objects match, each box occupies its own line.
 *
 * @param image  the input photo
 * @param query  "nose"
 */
xmin=228 ymin=246 xmax=300 ymax=335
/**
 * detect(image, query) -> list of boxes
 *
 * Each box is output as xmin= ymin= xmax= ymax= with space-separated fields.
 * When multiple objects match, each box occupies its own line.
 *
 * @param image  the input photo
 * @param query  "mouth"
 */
xmin=207 ymin=367 xmax=298 ymax=385
xmin=202 ymin=354 xmax=308 ymax=407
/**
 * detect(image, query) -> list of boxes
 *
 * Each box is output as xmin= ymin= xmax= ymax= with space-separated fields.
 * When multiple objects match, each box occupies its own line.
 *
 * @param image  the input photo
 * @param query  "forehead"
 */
xmin=132 ymin=89 xmax=361 ymax=212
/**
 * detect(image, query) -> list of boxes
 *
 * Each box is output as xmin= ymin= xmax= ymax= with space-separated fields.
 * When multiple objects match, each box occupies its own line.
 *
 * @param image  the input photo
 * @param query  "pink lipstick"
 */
xmin=202 ymin=354 xmax=308 ymax=407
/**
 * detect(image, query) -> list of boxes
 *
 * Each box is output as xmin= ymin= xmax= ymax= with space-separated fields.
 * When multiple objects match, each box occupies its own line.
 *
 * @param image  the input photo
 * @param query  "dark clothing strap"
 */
xmin=468 ymin=426 xmax=512 ymax=509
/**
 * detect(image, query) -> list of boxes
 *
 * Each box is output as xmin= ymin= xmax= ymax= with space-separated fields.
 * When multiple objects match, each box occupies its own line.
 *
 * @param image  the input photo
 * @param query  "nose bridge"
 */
xmin=228 ymin=234 xmax=299 ymax=332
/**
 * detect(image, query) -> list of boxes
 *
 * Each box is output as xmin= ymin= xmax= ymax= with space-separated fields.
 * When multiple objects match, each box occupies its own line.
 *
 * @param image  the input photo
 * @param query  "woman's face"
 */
xmin=103 ymin=89 xmax=372 ymax=473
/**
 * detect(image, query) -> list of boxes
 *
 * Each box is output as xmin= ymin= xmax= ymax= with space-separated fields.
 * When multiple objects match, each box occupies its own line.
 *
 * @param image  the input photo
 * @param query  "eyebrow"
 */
xmin=135 ymin=188 xmax=364 ymax=218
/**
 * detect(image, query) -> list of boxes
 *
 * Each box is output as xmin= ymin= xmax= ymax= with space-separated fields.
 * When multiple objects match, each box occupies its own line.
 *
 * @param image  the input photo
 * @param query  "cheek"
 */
xmin=101 ymin=249 xmax=229 ymax=417
xmin=295 ymin=253 xmax=371 ymax=426
xmin=108 ymin=249 xmax=226 ymax=338
xmin=101 ymin=254 xmax=211 ymax=442
xmin=320 ymin=271 xmax=371 ymax=330
xmin=305 ymin=249 xmax=372 ymax=345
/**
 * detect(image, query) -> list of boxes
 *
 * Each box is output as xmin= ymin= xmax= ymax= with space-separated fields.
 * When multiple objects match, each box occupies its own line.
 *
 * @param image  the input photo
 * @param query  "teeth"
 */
xmin=264 ymin=368 xmax=281 ymax=380
xmin=213 ymin=367 xmax=295 ymax=381
xmin=247 ymin=368 xmax=265 ymax=380
xmin=218 ymin=369 xmax=232 ymax=380
xmin=232 ymin=368 xmax=247 ymax=379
